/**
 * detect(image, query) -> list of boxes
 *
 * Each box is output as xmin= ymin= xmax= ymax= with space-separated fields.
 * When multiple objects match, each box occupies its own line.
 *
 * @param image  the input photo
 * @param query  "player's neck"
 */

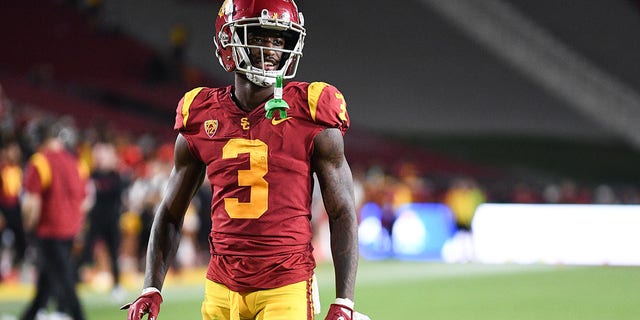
xmin=40 ymin=138 xmax=65 ymax=152
xmin=233 ymin=75 xmax=274 ymax=112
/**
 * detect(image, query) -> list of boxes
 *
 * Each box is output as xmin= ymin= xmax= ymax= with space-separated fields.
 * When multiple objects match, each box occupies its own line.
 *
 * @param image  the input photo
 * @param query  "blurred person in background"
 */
xmin=169 ymin=22 xmax=189 ymax=81
xmin=444 ymin=176 xmax=486 ymax=231
xmin=0 ymin=138 xmax=26 ymax=280
xmin=593 ymin=184 xmax=618 ymax=204
xmin=82 ymin=0 xmax=104 ymax=30
xmin=119 ymin=158 xmax=163 ymax=273
xmin=0 ymin=85 xmax=14 ymax=133
xmin=19 ymin=117 xmax=91 ymax=320
xmin=391 ymin=161 xmax=433 ymax=207
xmin=76 ymin=139 xmax=126 ymax=302
xmin=193 ymin=179 xmax=213 ymax=265
xmin=443 ymin=176 xmax=485 ymax=263
xmin=509 ymin=181 xmax=543 ymax=203
xmin=557 ymin=179 xmax=592 ymax=203
xmin=122 ymin=1 xmax=368 ymax=320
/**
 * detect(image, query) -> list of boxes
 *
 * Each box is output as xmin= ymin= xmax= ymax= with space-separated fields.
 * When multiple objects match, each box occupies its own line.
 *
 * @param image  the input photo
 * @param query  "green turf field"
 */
xmin=1 ymin=260 xmax=639 ymax=319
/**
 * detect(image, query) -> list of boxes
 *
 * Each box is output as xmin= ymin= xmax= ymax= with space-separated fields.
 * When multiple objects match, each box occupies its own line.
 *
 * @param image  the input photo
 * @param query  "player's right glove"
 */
xmin=120 ymin=288 xmax=163 ymax=320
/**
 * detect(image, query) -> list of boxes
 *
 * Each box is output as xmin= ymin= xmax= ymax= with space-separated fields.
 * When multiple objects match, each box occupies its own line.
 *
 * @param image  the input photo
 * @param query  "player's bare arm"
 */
xmin=312 ymin=128 xmax=358 ymax=301
xmin=143 ymin=134 xmax=206 ymax=290
xmin=21 ymin=192 xmax=41 ymax=231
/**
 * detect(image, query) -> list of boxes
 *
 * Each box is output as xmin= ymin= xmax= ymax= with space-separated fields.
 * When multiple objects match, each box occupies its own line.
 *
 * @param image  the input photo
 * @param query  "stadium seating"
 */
xmin=0 ymin=0 xmax=495 ymax=177
xmin=0 ymin=0 xmax=195 ymax=136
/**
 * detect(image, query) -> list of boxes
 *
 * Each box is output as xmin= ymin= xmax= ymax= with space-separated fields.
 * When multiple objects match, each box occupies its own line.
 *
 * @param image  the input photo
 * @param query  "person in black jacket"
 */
xmin=77 ymin=141 xmax=126 ymax=301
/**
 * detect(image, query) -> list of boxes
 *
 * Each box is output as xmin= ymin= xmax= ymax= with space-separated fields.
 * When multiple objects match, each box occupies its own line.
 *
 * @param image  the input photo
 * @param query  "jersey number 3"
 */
xmin=222 ymin=138 xmax=269 ymax=219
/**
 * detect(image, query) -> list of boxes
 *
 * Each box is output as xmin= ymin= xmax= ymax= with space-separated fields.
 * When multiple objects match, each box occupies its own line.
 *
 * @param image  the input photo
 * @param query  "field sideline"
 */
xmin=1 ymin=260 xmax=639 ymax=319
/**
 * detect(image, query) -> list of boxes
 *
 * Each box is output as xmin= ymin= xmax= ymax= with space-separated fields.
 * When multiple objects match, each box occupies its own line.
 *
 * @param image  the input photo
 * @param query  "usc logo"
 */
xmin=241 ymin=117 xmax=250 ymax=130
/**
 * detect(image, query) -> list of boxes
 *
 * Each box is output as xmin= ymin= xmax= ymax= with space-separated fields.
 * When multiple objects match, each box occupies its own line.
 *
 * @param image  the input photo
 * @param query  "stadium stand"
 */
xmin=0 ymin=0 xmax=205 ymax=139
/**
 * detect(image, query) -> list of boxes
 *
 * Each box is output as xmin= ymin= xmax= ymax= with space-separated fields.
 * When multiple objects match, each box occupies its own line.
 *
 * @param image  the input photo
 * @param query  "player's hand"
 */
xmin=120 ymin=289 xmax=163 ymax=320
xmin=325 ymin=303 xmax=354 ymax=320
xmin=354 ymin=311 xmax=372 ymax=320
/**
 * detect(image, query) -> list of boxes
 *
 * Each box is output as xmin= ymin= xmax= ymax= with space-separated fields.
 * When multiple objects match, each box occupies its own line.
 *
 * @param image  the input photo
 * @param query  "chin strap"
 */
xmin=265 ymin=75 xmax=290 ymax=119
xmin=246 ymin=68 xmax=276 ymax=87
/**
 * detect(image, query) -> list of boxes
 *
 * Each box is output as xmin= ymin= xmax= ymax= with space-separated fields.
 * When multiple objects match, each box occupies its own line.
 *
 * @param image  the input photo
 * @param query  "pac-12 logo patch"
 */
xmin=204 ymin=120 xmax=218 ymax=138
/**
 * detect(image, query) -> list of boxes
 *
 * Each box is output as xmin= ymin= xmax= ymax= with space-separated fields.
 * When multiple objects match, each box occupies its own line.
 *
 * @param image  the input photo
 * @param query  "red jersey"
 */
xmin=175 ymin=81 xmax=349 ymax=291
xmin=23 ymin=149 xmax=88 ymax=239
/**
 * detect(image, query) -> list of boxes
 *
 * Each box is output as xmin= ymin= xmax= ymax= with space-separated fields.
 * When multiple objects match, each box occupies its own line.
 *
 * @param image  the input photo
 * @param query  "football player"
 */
xmin=123 ymin=0 xmax=368 ymax=319
xmin=20 ymin=118 xmax=90 ymax=320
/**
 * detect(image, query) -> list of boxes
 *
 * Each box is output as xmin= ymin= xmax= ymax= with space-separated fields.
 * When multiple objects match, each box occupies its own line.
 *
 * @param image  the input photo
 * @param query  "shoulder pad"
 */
xmin=29 ymin=153 xmax=52 ymax=190
xmin=306 ymin=82 xmax=350 ymax=132
xmin=175 ymin=87 xmax=206 ymax=130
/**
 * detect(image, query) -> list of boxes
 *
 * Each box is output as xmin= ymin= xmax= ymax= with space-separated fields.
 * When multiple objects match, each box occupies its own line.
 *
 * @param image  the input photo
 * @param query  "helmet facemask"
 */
xmin=216 ymin=8 xmax=306 ymax=87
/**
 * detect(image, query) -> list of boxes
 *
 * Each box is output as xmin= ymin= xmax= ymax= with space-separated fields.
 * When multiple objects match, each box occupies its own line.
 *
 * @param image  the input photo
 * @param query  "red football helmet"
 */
xmin=214 ymin=0 xmax=306 ymax=87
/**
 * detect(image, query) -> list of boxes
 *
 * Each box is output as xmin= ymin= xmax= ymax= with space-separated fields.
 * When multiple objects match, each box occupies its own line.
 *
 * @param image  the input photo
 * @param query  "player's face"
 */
xmin=247 ymin=29 xmax=286 ymax=71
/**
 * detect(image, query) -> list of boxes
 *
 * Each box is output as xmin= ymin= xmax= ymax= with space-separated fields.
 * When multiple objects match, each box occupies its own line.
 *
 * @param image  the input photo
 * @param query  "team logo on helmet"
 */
xmin=204 ymin=120 xmax=219 ymax=138
xmin=218 ymin=0 xmax=233 ymax=17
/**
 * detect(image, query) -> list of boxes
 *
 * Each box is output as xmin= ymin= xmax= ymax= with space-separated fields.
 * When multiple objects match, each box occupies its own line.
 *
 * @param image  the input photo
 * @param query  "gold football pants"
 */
xmin=201 ymin=278 xmax=315 ymax=320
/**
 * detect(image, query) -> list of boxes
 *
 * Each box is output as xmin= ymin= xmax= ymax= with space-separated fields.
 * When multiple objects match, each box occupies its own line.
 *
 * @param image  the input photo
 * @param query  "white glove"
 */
xmin=328 ymin=298 xmax=371 ymax=320
xmin=355 ymin=311 xmax=372 ymax=320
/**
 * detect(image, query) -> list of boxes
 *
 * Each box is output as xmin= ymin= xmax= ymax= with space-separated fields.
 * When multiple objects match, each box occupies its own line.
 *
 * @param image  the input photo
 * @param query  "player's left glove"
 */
xmin=355 ymin=311 xmax=372 ymax=320
xmin=120 ymin=287 xmax=163 ymax=320
xmin=325 ymin=303 xmax=354 ymax=320
xmin=324 ymin=298 xmax=371 ymax=320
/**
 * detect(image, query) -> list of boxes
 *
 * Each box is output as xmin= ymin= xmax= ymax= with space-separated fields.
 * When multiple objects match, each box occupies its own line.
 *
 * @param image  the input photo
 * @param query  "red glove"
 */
xmin=325 ymin=303 xmax=354 ymax=320
xmin=120 ymin=289 xmax=163 ymax=320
